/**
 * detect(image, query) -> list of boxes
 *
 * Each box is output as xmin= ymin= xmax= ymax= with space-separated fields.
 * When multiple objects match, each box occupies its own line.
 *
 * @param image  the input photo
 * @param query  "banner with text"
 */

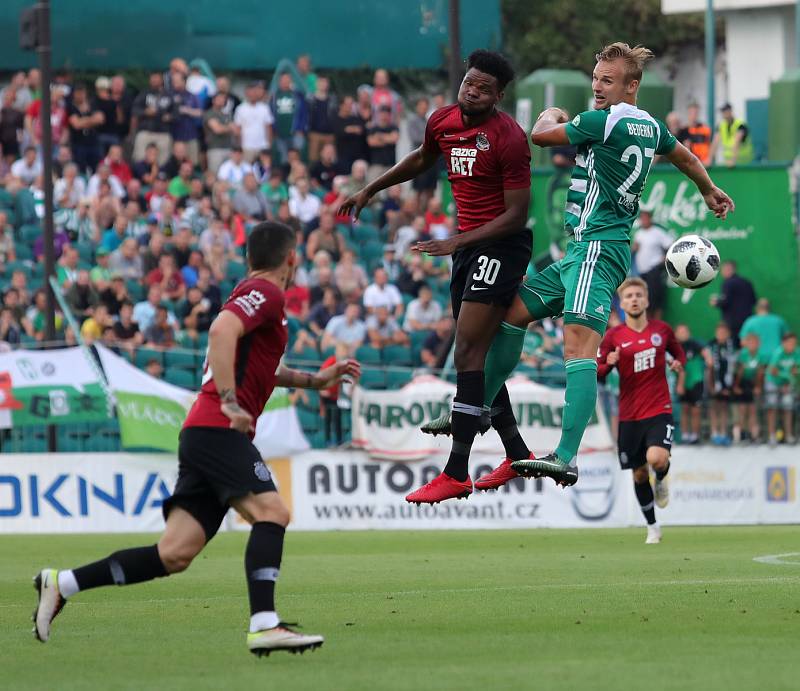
xmin=351 ymin=374 xmax=614 ymax=461
xmin=0 ymin=348 xmax=109 ymax=429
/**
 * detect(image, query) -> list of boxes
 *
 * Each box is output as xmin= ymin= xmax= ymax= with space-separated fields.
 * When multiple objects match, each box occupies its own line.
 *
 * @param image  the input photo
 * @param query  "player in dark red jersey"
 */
xmin=32 ymin=222 xmax=360 ymax=656
xmin=340 ymin=50 xmax=534 ymax=503
xmin=597 ymin=277 xmax=685 ymax=544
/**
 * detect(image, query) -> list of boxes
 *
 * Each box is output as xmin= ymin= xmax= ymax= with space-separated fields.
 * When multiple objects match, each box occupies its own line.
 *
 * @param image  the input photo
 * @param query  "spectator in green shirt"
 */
xmin=675 ymin=323 xmax=706 ymax=444
xmin=733 ymin=332 xmax=764 ymax=443
xmin=90 ymin=246 xmax=113 ymax=292
xmin=765 ymin=333 xmax=799 ymax=445
xmin=167 ymin=160 xmax=193 ymax=199
xmin=739 ymin=299 xmax=787 ymax=360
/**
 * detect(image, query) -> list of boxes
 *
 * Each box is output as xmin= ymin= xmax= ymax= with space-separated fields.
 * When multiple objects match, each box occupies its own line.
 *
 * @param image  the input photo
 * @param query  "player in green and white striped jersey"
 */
xmin=481 ymin=42 xmax=735 ymax=488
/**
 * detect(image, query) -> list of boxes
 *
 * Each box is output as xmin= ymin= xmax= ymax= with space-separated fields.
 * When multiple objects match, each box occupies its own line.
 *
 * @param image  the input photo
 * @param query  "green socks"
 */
xmin=483 ymin=321 xmax=527 ymax=406
xmin=554 ymin=358 xmax=598 ymax=462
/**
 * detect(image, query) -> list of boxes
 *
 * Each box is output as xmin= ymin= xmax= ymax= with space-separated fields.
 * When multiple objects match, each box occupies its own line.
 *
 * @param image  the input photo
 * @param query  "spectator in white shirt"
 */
xmin=10 ymin=146 xmax=42 ymax=186
xmin=288 ymin=176 xmax=321 ymax=226
xmin=404 ymin=284 xmax=442 ymax=332
xmin=234 ymin=82 xmax=274 ymax=162
xmin=632 ymin=210 xmax=674 ymax=319
xmin=87 ymin=163 xmax=125 ymax=199
xmin=363 ymin=267 xmax=403 ymax=318
xmin=216 ymin=147 xmax=252 ymax=189
xmin=54 ymin=163 xmax=86 ymax=209
xmin=321 ymin=302 xmax=367 ymax=352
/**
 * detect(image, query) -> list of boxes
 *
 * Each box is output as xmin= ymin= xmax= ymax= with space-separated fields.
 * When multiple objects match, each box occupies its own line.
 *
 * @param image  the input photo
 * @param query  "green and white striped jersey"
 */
xmin=563 ymin=102 xmax=676 ymax=242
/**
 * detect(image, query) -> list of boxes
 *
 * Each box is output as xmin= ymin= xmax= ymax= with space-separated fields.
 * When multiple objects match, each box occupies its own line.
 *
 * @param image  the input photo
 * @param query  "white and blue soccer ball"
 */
xmin=665 ymin=234 xmax=721 ymax=289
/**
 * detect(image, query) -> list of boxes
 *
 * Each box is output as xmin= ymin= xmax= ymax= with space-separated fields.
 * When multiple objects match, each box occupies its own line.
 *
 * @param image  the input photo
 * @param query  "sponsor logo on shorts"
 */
xmin=254 ymin=461 xmax=272 ymax=482
xmin=651 ymin=333 xmax=662 ymax=346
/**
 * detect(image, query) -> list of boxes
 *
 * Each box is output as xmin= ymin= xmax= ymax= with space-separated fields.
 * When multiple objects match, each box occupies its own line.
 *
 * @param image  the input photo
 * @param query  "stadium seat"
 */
xmin=409 ymin=329 xmax=431 ymax=353
xmin=0 ymin=187 xmax=14 ymax=208
xmin=14 ymin=190 xmax=38 ymax=225
xmin=14 ymin=244 xmax=33 ymax=261
xmin=126 ymin=280 xmax=144 ymax=302
xmin=19 ymin=224 xmax=41 ymax=245
xmin=383 ymin=344 xmax=413 ymax=366
xmin=165 ymin=349 xmax=197 ymax=371
xmin=135 ymin=347 xmax=164 ymax=369
xmin=359 ymin=367 xmax=386 ymax=389
xmin=297 ymin=407 xmax=321 ymax=433
xmin=4 ymin=261 xmax=31 ymax=279
xmin=165 ymin=368 xmax=197 ymax=389
xmin=197 ymin=331 xmax=209 ymax=351
xmin=220 ymin=279 xmax=235 ymax=301
xmin=385 ymin=369 xmax=413 ymax=389
xmin=296 ymin=345 xmax=321 ymax=364
xmin=75 ymin=241 xmax=95 ymax=264
xmin=353 ymin=224 xmax=380 ymax=244
xmin=360 ymin=240 xmax=385 ymax=262
xmin=355 ymin=345 xmax=381 ymax=364
xmin=357 ymin=207 xmax=376 ymax=224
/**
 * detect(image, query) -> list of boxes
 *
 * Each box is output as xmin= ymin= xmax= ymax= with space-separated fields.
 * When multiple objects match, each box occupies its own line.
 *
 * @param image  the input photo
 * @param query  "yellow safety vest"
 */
xmin=720 ymin=118 xmax=754 ymax=165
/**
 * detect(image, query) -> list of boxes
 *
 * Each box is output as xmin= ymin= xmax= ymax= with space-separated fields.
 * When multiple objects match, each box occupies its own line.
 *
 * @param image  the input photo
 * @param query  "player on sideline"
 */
xmin=459 ymin=42 xmax=733 ymax=489
xmin=32 ymin=222 xmax=361 ymax=656
xmin=340 ymin=50 xmax=535 ymax=504
xmin=597 ymin=278 xmax=685 ymax=543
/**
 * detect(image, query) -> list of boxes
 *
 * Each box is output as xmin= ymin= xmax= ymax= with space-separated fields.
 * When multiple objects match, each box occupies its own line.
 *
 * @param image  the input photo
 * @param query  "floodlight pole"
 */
xmin=448 ymin=0 xmax=461 ymax=103
xmin=705 ymin=0 xmax=716 ymax=138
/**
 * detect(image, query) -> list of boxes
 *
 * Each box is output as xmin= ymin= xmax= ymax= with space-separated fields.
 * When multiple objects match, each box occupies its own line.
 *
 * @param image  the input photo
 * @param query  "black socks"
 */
xmin=490 ymin=385 xmax=531 ymax=460
xmin=73 ymin=544 xmax=168 ymax=590
xmin=443 ymin=371 xmax=484 ymax=482
xmin=245 ymin=521 xmax=285 ymax=616
xmin=634 ymin=479 xmax=657 ymax=525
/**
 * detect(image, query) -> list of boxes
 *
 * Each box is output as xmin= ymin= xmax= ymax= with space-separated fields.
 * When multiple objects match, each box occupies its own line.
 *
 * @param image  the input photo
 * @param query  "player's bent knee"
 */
xmin=647 ymin=447 xmax=669 ymax=468
xmin=158 ymin=540 xmax=203 ymax=574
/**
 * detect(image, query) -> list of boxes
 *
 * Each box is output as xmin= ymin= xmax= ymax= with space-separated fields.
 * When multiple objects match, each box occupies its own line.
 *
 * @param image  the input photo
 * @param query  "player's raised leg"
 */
xmin=407 ymin=300 xmax=507 ymax=503
xmin=33 ymin=506 xmax=204 ymax=643
xmin=230 ymin=491 xmax=323 ymax=656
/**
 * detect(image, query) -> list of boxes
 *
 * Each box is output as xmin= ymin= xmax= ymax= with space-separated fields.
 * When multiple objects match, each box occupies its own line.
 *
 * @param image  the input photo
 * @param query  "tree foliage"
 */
xmin=502 ymin=0 xmax=713 ymax=75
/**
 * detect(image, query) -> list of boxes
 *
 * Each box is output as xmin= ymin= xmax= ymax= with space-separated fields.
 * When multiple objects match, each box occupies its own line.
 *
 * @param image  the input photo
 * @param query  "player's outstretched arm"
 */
xmin=207 ymin=311 xmax=253 ymax=434
xmin=530 ymin=107 xmax=570 ymax=148
xmin=276 ymin=359 xmax=361 ymax=390
xmin=338 ymin=146 xmax=440 ymax=220
xmin=666 ymin=142 xmax=735 ymax=220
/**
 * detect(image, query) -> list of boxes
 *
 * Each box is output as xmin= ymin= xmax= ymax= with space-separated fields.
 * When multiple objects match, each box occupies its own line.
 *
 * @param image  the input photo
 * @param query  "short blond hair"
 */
xmin=617 ymin=276 xmax=648 ymax=297
xmin=596 ymin=42 xmax=654 ymax=84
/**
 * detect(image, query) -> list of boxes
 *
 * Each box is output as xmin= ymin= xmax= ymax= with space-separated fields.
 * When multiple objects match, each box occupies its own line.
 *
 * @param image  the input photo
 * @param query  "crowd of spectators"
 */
xmin=0 ymin=62 xmax=795 ymax=448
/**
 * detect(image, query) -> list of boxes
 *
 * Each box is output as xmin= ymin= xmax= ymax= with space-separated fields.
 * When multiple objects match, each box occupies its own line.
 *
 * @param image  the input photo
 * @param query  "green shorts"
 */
xmin=519 ymin=239 xmax=630 ymax=335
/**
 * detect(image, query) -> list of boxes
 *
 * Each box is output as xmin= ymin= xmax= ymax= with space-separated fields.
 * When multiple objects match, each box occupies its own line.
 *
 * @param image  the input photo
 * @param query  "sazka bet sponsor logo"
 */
xmin=0 ymin=473 xmax=171 ymax=518
xmin=766 ymin=467 xmax=796 ymax=503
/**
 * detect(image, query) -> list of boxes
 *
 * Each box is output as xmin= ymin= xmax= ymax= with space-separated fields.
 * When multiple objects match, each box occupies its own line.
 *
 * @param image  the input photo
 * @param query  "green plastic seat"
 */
xmin=385 ymin=369 xmax=413 ymax=389
xmin=355 ymin=345 xmax=382 ymax=364
xmin=359 ymin=367 xmax=386 ymax=389
xmin=134 ymin=347 xmax=165 ymax=369
xmin=165 ymin=349 xmax=196 ymax=371
xmin=383 ymin=344 xmax=413 ymax=366
xmin=165 ymin=367 xmax=197 ymax=389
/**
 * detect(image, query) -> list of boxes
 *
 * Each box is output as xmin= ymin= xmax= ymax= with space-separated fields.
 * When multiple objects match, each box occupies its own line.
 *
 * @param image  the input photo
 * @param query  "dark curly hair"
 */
xmin=466 ymin=50 xmax=515 ymax=91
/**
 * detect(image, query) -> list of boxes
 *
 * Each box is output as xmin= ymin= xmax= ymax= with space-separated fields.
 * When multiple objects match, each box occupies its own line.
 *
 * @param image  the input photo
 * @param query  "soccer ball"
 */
xmin=664 ymin=234 xmax=721 ymax=289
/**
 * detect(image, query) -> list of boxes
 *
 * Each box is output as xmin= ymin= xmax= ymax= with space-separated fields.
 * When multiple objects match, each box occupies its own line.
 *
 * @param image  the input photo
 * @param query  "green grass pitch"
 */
xmin=2 ymin=527 xmax=799 ymax=691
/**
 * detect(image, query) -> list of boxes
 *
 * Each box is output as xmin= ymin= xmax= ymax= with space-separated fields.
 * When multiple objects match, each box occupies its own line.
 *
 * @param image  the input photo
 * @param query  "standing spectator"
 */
xmin=734 ymin=332 xmax=764 ymax=443
xmin=131 ymin=72 xmax=174 ymax=166
xmin=169 ymin=71 xmax=203 ymax=165
xmin=367 ymin=69 xmax=402 ymax=123
xmin=305 ymin=207 xmax=345 ymax=262
xmin=333 ymin=95 xmax=368 ymax=170
xmin=109 ymin=75 xmax=133 ymax=144
xmin=678 ymin=103 xmax=712 ymax=166
xmin=186 ymin=62 xmax=215 ymax=108
xmin=710 ymin=103 xmax=754 ymax=167
xmin=0 ymin=88 xmax=24 ymax=164
xmin=407 ymin=97 xmax=438 ymax=205
xmin=94 ymin=76 xmax=120 ymax=153
xmin=321 ymin=302 xmax=367 ymax=352
xmin=67 ymin=84 xmax=104 ymax=174
xmin=307 ymin=76 xmax=336 ymax=163
xmin=203 ymin=91 xmax=237 ymax=174
xmin=109 ymin=237 xmax=144 ymax=281
xmin=366 ymin=106 xmax=399 ymax=183
xmin=765 ymin=333 xmax=799 ymax=445
xmin=711 ymin=260 xmax=756 ymax=339
xmin=234 ymin=81 xmax=274 ymax=163
xmin=11 ymin=146 xmax=42 ymax=186
xmin=233 ymin=173 xmax=271 ymax=223
xmin=704 ymin=322 xmax=737 ymax=445
xmin=631 ymin=210 xmax=673 ymax=318
xmin=319 ymin=342 xmax=348 ymax=447
xmin=271 ymin=73 xmax=308 ymax=165
xmin=25 ymin=84 xmax=69 ymax=155
xmin=404 ymin=284 xmax=442 ymax=332
xmin=739 ymin=298 xmax=788 ymax=362
xmin=295 ymin=54 xmax=318 ymax=95
xmin=363 ymin=267 xmax=403 ymax=317
xmin=212 ymin=76 xmax=240 ymax=118
xmin=217 ymin=147 xmax=252 ymax=188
